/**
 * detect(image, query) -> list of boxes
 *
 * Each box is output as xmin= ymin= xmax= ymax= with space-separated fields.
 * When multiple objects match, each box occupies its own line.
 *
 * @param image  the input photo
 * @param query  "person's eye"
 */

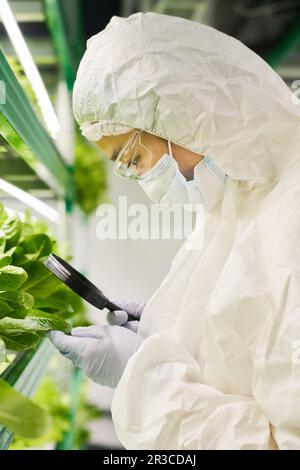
xmin=111 ymin=147 xmax=122 ymax=161
xmin=132 ymin=155 xmax=141 ymax=166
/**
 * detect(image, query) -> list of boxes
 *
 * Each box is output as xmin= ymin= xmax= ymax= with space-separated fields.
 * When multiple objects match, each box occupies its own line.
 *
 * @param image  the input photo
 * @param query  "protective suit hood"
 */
xmin=73 ymin=11 xmax=300 ymax=187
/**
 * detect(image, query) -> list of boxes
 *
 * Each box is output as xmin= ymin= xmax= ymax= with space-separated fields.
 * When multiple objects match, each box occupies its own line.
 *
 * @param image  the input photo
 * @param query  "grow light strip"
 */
xmin=0 ymin=0 xmax=60 ymax=138
xmin=0 ymin=177 xmax=60 ymax=223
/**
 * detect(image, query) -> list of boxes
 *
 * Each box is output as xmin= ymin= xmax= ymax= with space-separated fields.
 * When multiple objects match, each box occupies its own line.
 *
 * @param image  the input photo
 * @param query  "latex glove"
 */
xmin=106 ymin=299 xmax=146 ymax=333
xmin=48 ymin=325 xmax=144 ymax=388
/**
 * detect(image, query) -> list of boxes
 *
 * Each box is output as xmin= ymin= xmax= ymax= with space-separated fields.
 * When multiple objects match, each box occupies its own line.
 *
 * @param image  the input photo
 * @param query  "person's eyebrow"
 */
xmin=111 ymin=147 xmax=122 ymax=161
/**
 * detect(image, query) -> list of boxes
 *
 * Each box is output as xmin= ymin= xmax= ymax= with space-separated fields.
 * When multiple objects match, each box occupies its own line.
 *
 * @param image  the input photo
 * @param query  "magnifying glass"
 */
xmin=44 ymin=253 xmax=136 ymax=321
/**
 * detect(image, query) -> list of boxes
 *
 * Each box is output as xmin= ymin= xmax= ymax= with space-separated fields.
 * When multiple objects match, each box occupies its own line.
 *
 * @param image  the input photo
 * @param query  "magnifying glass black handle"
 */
xmin=106 ymin=300 xmax=137 ymax=323
xmin=43 ymin=253 xmax=138 ymax=323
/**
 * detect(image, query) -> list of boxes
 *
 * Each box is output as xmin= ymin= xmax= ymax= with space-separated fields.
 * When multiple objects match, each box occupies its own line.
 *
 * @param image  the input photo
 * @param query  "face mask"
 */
xmin=138 ymin=141 xmax=227 ymax=210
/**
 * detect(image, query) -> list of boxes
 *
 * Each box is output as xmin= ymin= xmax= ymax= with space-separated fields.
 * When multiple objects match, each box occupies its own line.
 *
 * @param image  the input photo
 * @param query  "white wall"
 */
xmin=87 ymin=167 xmax=184 ymax=313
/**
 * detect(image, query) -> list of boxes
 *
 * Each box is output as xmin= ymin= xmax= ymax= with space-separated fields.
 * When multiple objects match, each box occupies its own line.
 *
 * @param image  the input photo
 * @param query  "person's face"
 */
xmin=96 ymin=131 xmax=168 ymax=176
xmin=96 ymin=130 xmax=204 ymax=180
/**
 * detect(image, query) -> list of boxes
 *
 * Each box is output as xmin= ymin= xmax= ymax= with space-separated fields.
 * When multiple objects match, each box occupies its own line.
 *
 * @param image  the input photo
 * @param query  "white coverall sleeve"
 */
xmin=111 ymin=331 xmax=275 ymax=450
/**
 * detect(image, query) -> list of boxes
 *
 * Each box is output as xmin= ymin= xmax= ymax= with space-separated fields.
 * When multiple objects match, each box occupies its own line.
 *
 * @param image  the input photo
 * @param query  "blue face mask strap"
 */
xmin=203 ymin=156 xmax=227 ymax=184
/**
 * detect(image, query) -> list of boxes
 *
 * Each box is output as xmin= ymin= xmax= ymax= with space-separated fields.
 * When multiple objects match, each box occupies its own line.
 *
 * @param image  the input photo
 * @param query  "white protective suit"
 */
xmin=73 ymin=12 xmax=300 ymax=450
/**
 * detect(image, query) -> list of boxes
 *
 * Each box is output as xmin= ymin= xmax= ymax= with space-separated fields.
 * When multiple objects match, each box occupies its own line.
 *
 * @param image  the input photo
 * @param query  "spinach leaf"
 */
xmin=0 ymin=213 xmax=21 ymax=251
xmin=0 ymin=247 xmax=17 ymax=267
xmin=0 ymin=291 xmax=34 ymax=319
xmin=33 ymin=297 xmax=71 ymax=314
xmin=34 ymin=287 xmax=84 ymax=318
xmin=13 ymin=234 xmax=52 ymax=266
xmin=0 ymin=378 xmax=51 ymax=438
xmin=21 ymin=261 xmax=60 ymax=297
xmin=0 ymin=290 xmax=34 ymax=309
xmin=0 ymin=254 xmax=12 ymax=269
xmin=0 ymin=313 xmax=71 ymax=334
xmin=0 ymin=329 xmax=40 ymax=350
xmin=23 ymin=234 xmax=52 ymax=258
xmin=0 ymin=265 xmax=28 ymax=290
xmin=0 ymin=312 xmax=71 ymax=350
xmin=27 ymin=310 xmax=72 ymax=333
xmin=0 ymin=299 xmax=13 ymax=319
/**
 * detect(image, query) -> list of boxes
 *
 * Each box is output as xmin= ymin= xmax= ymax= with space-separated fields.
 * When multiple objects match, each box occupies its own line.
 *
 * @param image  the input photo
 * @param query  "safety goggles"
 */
xmin=113 ymin=129 xmax=155 ymax=180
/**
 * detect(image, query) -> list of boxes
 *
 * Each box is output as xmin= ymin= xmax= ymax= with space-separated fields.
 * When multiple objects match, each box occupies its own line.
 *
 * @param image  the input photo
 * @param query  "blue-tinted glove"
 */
xmin=49 ymin=325 xmax=144 ymax=388
xmin=106 ymin=299 xmax=146 ymax=333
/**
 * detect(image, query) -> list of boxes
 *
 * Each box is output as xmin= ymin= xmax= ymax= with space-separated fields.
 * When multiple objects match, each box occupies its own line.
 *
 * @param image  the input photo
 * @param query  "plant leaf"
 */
xmin=16 ymin=234 xmax=52 ymax=265
xmin=0 ymin=247 xmax=16 ymax=267
xmin=0 ymin=378 xmax=51 ymax=438
xmin=27 ymin=310 xmax=72 ymax=334
xmin=0 ymin=265 xmax=28 ymax=290
xmin=0 ymin=313 xmax=71 ymax=350
xmin=33 ymin=297 xmax=71 ymax=314
xmin=0 ymin=299 xmax=13 ymax=319
xmin=0 ymin=329 xmax=40 ymax=350
xmin=21 ymin=261 xmax=60 ymax=297
xmin=0 ymin=291 xmax=34 ymax=319
xmin=0 ymin=214 xmax=21 ymax=251
xmin=0 ymin=255 xmax=12 ymax=269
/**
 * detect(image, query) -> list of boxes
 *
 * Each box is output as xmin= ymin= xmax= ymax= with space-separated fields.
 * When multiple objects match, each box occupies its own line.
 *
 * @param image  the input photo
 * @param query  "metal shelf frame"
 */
xmin=43 ymin=0 xmax=85 ymax=91
xmin=0 ymin=48 xmax=74 ymax=200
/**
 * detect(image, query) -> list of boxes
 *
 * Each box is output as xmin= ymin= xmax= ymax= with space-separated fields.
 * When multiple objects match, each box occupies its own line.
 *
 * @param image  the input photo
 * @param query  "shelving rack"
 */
xmin=0 ymin=0 xmax=85 ymax=450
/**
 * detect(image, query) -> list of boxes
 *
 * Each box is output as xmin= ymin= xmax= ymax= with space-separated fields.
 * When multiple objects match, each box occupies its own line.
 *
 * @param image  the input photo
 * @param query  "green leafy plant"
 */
xmin=0 ymin=313 xmax=71 ymax=351
xmin=10 ymin=376 xmax=101 ymax=449
xmin=0 ymin=206 xmax=91 ymax=441
xmin=10 ymin=376 xmax=70 ymax=449
xmin=0 ymin=378 xmax=50 ymax=438
xmin=0 ymin=205 xmax=86 ymax=351
xmin=74 ymin=131 xmax=108 ymax=215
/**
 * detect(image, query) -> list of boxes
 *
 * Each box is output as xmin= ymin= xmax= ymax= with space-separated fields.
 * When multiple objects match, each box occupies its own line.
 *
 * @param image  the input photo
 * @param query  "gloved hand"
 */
xmin=106 ymin=299 xmax=146 ymax=333
xmin=49 ymin=325 xmax=144 ymax=388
